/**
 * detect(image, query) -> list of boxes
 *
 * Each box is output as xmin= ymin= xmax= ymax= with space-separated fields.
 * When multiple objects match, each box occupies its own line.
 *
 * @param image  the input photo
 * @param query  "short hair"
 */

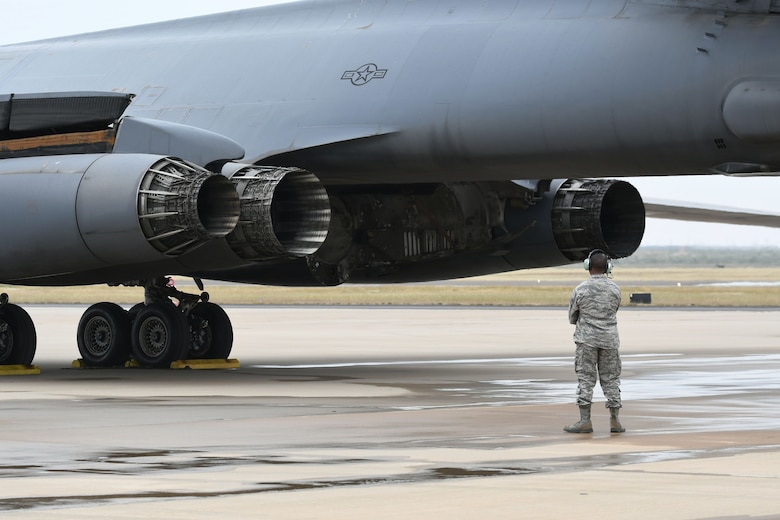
xmin=589 ymin=251 xmax=608 ymax=273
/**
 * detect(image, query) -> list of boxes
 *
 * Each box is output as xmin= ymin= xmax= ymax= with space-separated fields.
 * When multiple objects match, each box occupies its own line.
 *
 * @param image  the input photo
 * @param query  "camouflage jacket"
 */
xmin=568 ymin=274 xmax=621 ymax=349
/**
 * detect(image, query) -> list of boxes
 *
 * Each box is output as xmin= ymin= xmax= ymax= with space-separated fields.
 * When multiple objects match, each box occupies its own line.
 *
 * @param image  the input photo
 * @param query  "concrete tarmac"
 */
xmin=1 ymin=305 xmax=779 ymax=519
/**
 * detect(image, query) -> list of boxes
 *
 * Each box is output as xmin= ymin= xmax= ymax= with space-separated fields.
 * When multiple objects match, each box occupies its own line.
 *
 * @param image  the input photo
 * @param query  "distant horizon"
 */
xmin=619 ymin=245 xmax=780 ymax=268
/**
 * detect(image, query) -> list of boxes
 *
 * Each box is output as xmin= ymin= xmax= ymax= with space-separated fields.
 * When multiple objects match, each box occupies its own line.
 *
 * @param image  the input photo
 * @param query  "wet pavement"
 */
xmin=0 ymin=306 xmax=779 ymax=518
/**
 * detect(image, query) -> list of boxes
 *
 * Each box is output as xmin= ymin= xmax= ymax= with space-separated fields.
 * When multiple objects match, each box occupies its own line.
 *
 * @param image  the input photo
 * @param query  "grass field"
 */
xmin=3 ymin=266 xmax=779 ymax=307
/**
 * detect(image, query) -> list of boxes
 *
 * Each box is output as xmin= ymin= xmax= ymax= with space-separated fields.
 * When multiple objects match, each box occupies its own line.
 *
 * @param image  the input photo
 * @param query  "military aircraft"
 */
xmin=1 ymin=0 xmax=779 ymax=368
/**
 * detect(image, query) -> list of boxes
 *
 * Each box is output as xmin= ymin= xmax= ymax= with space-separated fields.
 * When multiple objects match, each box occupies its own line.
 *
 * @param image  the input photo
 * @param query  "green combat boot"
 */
xmin=609 ymin=407 xmax=626 ymax=433
xmin=564 ymin=405 xmax=593 ymax=433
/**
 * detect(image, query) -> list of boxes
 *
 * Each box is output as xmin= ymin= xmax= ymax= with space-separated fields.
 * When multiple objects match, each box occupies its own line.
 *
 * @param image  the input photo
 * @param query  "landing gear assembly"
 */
xmin=76 ymin=277 xmax=234 ymax=368
xmin=0 ymin=277 xmax=235 ymax=371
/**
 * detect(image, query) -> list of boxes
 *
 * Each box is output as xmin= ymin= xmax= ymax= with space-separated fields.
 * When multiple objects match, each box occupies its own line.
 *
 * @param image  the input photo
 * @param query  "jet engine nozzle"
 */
xmin=137 ymin=158 xmax=240 ymax=255
xmin=223 ymin=164 xmax=331 ymax=260
xmin=551 ymin=179 xmax=645 ymax=261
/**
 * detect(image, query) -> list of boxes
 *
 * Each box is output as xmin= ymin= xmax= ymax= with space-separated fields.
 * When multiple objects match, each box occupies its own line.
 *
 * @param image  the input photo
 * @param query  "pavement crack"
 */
xmin=0 ymin=465 xmax=539 ymax=511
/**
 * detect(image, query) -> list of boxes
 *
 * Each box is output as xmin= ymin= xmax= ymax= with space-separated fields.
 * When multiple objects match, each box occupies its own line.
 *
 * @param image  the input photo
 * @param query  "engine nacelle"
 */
xmin=206 ymin=178 xmax=645 ymax=285
xmin=497 ymin=178 xmax=645 ymax=272
xmin=0 ymin=154 xmax=239 ymax=282
xmin=314 ymin=178 xmax=645 ymax=283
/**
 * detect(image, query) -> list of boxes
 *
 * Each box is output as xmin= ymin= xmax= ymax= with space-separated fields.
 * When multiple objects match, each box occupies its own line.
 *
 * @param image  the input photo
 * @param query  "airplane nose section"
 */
xmin=723 ymin=81 xmax=780 ymax=144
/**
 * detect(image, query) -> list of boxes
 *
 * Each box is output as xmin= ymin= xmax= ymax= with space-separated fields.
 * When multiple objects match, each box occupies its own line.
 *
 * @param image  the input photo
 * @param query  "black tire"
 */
xmin=77 ymin=302 xmax=131 ymax=367
xmin=130 ymin=302 xmax=189 ymax=368
xmin=187 ymin=302 xmax=233 ymax=359
xmin=128 ymin=302 xmax=145 ymax=323
xmin=0 ymin=304 xmax=37 ymax=365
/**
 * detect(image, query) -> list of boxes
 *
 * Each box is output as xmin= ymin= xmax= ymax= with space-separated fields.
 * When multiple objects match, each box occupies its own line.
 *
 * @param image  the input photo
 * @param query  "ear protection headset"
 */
xmin=584 ymin=249 xmax=613 ymax=274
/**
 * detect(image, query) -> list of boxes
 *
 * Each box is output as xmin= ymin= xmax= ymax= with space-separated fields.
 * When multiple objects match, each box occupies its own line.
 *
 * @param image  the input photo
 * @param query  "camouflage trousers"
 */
xmin=574 ymin=343 xmax=622 ymax=408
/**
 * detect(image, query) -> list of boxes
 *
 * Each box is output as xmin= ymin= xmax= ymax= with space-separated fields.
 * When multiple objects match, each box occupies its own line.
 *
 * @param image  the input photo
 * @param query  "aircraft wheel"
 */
xmin=130 ymin=302 xmax=189 ymax=368
xmin=77 ymin=302 xmax=131 ymax=367
xmin=128 ymin=302 xmax=145 ymax=323
xmin=0 ymin=304 xmax=37 ymax=365
xmin=187 ymin=302 xmax=233 ymax=359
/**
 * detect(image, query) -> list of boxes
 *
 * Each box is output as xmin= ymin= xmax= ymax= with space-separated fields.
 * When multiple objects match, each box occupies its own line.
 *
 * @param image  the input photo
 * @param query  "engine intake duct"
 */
xmin=551 ymin=179 xmax=645 ymax=261
xmin=223 ymin=165 xmax=331 ymax=260
xmin=137 ymin=158 xmax=240 ymax=255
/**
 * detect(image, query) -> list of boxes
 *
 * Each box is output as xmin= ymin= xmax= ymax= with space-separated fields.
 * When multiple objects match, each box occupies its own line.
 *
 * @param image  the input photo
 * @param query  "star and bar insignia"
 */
xmin=341 ymin=63 xmax=388 ymax=86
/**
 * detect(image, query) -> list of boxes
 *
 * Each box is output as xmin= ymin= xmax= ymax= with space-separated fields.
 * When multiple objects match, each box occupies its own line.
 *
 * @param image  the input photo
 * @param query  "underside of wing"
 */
xmin=644 ymin=198 xmax=780 ymax=228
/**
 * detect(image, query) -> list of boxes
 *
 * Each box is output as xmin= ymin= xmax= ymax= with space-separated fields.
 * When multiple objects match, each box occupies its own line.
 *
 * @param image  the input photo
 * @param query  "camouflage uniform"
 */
xmin=568 ymin=274 xmax=622 ymax=409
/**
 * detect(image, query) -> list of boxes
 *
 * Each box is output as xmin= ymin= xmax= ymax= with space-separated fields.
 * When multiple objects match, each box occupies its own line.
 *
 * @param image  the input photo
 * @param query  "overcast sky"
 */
xmin=1 ymin=1 xmax=779 ymax=248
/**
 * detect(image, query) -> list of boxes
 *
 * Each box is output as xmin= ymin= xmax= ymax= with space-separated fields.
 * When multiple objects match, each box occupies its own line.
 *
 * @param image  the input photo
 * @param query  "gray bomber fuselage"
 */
xmin=2 ymin=0 xmax=779 ymax=184
xmin=5 ymin=0 xmax=780 ymax=369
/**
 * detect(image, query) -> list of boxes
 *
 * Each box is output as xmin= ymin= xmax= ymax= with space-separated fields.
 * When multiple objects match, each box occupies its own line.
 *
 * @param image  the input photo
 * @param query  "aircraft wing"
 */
xmin=643 ymin=199 xmax=780 ymax=229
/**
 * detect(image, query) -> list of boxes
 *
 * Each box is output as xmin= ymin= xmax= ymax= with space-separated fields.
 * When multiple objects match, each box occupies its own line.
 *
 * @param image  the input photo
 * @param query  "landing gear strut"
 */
xmin=76 ymin=277 xmax=234 ymax=368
